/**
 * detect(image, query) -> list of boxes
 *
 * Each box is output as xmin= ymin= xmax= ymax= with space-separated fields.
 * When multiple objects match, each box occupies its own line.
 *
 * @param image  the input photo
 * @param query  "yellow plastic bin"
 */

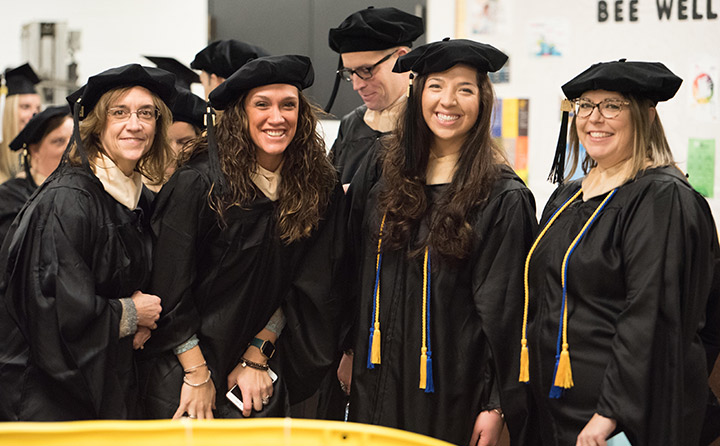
xmin=0 ymin=418 xmax=453 ymax=446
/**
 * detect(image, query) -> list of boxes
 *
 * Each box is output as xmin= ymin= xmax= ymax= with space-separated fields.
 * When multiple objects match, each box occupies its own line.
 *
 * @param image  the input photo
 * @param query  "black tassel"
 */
xmin=403 ymin=73 xmax=417 ymax=174
xmin=60 ymin=100 xmax=90 ymax=171
xmin=548 ymin=99 xmax=574 ymax=185
xmin=205 ymin=105 xmax=226 ymax=196
xmin=324 ymin=55 xmax=343 ymax=114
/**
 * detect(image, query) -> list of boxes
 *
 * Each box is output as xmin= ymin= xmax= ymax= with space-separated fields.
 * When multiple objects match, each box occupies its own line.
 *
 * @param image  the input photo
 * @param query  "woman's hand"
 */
xmin=576 ymin=413 xmax=617 ymax=446
xmin=227 ymin=351 xmax=274 ymax=417
xmin=172 ymin=365 xmax=216 ymax=420
xmin=133 ymin=326 xmax=151 ymax=350
xmin=337 ymin=351 xmax=353 ymax=395
xmin=469 ymin=409 xmax=504 ymax=446
xmin=131 ymin=290 xmax=161 ymax=329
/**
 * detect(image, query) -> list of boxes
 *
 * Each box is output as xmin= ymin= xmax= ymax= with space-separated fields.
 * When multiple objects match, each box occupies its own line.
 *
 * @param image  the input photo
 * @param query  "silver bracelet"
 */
xmin=183 ymin=369 xmax=212 ymax=387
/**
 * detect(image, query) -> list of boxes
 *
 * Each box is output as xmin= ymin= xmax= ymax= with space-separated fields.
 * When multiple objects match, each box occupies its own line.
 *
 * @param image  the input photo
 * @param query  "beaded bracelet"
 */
xmin=183 ymin=361 xmax=208 ymax=374
xmin=240 ymin=357 xmax=269 ymax=371
xmin=183 ymin=369 xmax=212 ymax=387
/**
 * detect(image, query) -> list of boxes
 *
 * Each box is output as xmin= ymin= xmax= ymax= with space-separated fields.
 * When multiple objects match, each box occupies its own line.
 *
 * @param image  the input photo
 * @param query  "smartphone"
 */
xmin=226 ymin=367 xmax=278 ymax=411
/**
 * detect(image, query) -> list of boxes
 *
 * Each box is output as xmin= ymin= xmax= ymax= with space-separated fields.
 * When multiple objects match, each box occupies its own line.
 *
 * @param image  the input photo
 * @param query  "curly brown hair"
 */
xmin=67 ymin=86 xmax=173 ymax=184
xmin=181 ymin=88 xmax=336 ymax=244
xmin=378 ymin=69 xmax=507 ymax=260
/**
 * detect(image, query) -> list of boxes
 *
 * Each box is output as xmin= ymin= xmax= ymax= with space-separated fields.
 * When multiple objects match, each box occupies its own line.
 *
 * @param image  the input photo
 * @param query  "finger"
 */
xmin=148 ymin=323 xmax=158 ymax=330
xmin=241 ymin=388 xmax=253 ymax=417
xmin=172 ymin=404 xmax=186 ymax=420
xmin=469 ymin=429 xmax=480 ymax=446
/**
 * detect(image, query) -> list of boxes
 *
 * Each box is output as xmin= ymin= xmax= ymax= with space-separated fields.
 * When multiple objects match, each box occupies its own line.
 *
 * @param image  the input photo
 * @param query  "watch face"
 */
xmin=261 ymin=341 xmax=275 ymax=358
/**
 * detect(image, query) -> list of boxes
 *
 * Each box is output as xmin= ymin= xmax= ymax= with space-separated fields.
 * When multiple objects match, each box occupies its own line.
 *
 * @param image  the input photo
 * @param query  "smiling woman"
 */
xmin=0 ymin=64 xmax=175 ymax=421
xmin=523 ymin=60 xmax=720 ymax=446
xmin=141 ymin=55 xmax=345 ymax=422
xmin=344 ymin=38 xmax=537 ymax=446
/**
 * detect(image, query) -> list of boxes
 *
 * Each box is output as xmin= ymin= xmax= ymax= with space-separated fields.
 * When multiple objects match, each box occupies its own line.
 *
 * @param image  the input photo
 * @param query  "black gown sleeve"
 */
xmin=471 ymin=184 xmax=538 ymax=439
xmin=146 ymin=167 xmax=214 ymax=354
xmin=279 ymin=184 xmax=349 ymax=404
xmin=595 ymin=179 xmax=718 ymax=445
xmin=4 ymin=188 xmax=124 ymax=413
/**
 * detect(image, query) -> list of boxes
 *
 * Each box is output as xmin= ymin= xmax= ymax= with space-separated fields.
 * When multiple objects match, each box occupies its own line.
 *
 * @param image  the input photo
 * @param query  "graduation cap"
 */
xmin=328 ymin=6 xmax=424 ymax=53
xmin=205 ymin=55 xmax=313 ymax=196
xmin=9 ymin=105 xmax=70 ymax=151
xmin=66 ymin=63 xmax=177 ymax=120
xmin=548 ymin=59 xmax=682 ymax=184
xmin=143 ymin=56 xmax=200 ymax=90
xmin=190 ymin=40 xmax=270 ymax=79
xmin=393 ymin=38 xmax=507 ymax=76
xmin=3 ymin=63 xmax=41 ymax=96
xmin=392 ymin=38 xmax=507 ymax=173
xmin=172 ymin=87 xmax=206 ymax=130
xmin=325 ymin=7 xmax=424 ymax=113
xmin=209 ymin=55 xmax=313 ymax=110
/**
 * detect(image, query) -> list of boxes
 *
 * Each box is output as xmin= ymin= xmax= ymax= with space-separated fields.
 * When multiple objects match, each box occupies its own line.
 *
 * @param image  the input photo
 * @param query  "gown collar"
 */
xmin=251 ymin=161 xmax=282 ymax=201
xmin=91 ymin=153 xmax=143 ymax=210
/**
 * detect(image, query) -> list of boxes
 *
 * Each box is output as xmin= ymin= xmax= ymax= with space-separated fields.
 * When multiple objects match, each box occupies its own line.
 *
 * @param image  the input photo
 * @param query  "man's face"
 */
xmin=341 ymin=48 xmax=408 ymax=111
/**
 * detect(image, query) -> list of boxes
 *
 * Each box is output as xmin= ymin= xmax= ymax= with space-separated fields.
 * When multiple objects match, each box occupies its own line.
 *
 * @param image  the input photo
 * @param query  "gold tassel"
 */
xmin=553 ymin=343 xmax=574 ymax=388
xmin=519 ymin=339 xmax=530 ymax=382
xmin=370 ymin=322 xmax=381 ymax=364
xmin=419 ymin=347 xmax=427 ymax=389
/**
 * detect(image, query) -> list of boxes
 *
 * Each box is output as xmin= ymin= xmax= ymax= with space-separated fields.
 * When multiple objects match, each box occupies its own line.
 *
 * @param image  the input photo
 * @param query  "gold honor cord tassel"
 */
xmin=550 ymin=188 xmax=617 ymax=392
xmin=519 ymin=189 xmax=583 ymax=383
xmin=419 ymin=246 xmax=429 ymax=389
xmin=369 ymin=214 xmax=387 ymax=366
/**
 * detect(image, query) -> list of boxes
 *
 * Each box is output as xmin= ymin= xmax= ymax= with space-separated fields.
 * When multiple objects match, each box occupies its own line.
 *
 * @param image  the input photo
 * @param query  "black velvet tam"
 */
xmin=144 ymin=56 xmax=200 ymax=90
xmin=190 ymin=39 xmax=270 ymax=79
xmin=562 ymin=59 xmax=682 ymax=102
xmin=329 ymin=6 xmax=424 ymax=53
xmin=209 ymin=55 xmax=313 ymax=110
xmin=66 ymin=64 xmax=176 ymax=120
xmin=4 ymin=63 xmax=41 ymax=96
xmin=394 ymin=38 xmax=507 ymax=75
xmin=9 ymin=105 xmax=70 ymax=151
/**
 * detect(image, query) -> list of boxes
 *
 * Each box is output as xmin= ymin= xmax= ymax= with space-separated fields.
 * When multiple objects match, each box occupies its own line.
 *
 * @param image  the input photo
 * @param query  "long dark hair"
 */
xmin=378 ymin=69 xmax=506 ymax=260
xmin=180 ymin=89 xmax=336 ymax=244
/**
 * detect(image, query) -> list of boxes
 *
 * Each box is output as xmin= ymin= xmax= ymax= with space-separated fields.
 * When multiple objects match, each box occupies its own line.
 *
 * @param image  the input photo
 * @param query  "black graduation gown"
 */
xmin=526 ymin=166 xmax=720 ymax=446
xmin=348 ymin=157 xmax=538 ymax=445
xmin=0 ymin=163 xmax=153 ymax=421
xmin=140 ymin=151 xmax=346 ymax=418
xmin=0 ymin=176 xmax=36 ymax=244
xmin=329 ymin=105 xmax=387 ymax=186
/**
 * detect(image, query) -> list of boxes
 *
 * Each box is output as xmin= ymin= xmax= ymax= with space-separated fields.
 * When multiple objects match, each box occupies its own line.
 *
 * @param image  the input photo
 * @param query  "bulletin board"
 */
xmin=448 ymin=0 xmax=720 ymax=217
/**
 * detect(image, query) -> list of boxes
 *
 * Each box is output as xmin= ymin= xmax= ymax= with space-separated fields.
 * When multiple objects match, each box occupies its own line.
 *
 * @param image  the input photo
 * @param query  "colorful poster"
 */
xmin=526 ymin=20 xmax=569 ymax=57
xmin=689 ymin=58 xmax=719 ymax=122
xmin=492 ymin=98 xmax=530 ymax=183
xmin=464 ymin=0 xmax=511 ymax=36
xmin=687 ymin=138 xmax=716 ymax=197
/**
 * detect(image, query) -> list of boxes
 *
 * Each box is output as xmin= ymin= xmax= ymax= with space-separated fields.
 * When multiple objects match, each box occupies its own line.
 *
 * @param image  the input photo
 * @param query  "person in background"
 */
xmin=327 ymin=6 xmax=424 ymax=191
xmin=189 ymin=39 xmax=270 ymax=99
xmin=143 ymin=56 xmax=206 ymax=185
xmin=346 ymin=38 xmax=537 ymax=446
xmin=0 ymin=64 xmax=173 ymax=420
xmin=0 ymin=63 xmax=42 ymax=183
xmin=141 ymin=55 xmax=345 ymax=420
xmin=316 ymin=6 xmax=424 ymax=421
xmin=522 ymin=59 xmax=720 ymax=446
xmin=0 ymin=105 xmax=71 ymax=242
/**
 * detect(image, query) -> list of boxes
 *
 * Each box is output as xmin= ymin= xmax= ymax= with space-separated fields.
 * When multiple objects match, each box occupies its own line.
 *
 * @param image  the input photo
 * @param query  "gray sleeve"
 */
xmin=264 ymin=307 xmax=286 ymax=335
xmin=118 ymin=297 xmax=138 ymax=338
xmin=173 ymin=334 xmax=200 ymax=355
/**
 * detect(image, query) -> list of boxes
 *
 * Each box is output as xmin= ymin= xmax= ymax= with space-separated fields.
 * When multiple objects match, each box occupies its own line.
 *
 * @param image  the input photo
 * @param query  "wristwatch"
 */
xmin=249 ymin=337 xmax=276 ymax=359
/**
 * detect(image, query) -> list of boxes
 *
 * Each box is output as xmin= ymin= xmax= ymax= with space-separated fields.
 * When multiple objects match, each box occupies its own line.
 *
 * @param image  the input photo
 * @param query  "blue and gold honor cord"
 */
xmin=519 ymin=188 xmax=617 ymax=398
xmin=368 ymin=214 xmax=435 ymax=393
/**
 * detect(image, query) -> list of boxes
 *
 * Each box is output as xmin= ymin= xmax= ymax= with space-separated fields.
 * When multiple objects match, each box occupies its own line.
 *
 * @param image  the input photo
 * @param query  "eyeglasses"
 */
xmin=107 ymin=107 xmax=160 ymax=122
xmin=574 ymin=98 xmax=630 ymax=119
xmin=337 ymin=49 xmax=399 ymax=82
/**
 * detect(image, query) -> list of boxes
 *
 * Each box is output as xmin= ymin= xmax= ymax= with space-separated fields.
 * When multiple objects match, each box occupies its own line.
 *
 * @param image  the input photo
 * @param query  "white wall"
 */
xmin=2 ymin=0 xmax=208 ymax=94
xmin=427 ymin=0 xmax=720 ymax=218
